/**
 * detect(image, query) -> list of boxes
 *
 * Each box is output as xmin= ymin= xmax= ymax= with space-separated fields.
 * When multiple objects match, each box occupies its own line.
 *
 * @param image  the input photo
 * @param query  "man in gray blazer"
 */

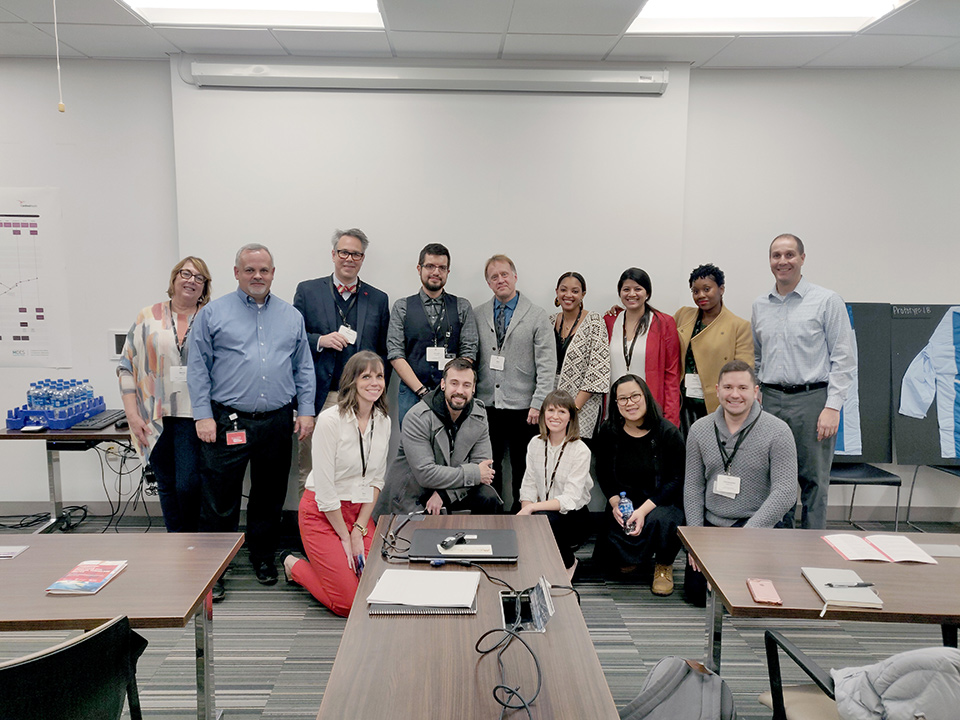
xmin=475 ymin=255 xmax=557 ymax=511
xmin=381 ymin=357 xmax=501 ymax=515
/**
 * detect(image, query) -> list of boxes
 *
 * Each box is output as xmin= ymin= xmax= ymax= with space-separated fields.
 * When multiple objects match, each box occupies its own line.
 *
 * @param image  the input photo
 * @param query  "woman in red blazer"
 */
xmin=605 ymin=268 xmax=681 ymax=427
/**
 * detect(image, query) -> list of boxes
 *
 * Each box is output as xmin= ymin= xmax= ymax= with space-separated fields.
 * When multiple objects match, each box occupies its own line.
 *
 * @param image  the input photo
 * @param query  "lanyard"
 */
xmin=426 ymin=295 xmax=449 ymax=346
xmin=544 ymin=439 xmax=568 ymax=498
xmin=329 ymin=278 xmax=360 ymax=329
xmin=169 ymin=302 xmax=196 ymax=362
xmin=714 ymin=413 xmax=761 ymax=473
xmin=556 ymin=307 xmax=582 ymax=359
xmin=622 ymin=312 xmax=643 ymax=368
xmin=357 ymin=414 xmax=375 ymax=478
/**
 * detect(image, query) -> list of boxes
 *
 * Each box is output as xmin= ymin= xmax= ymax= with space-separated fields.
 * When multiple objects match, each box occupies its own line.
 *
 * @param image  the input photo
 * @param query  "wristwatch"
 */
xmin=352 ymin=522 xmax=368 ymax=537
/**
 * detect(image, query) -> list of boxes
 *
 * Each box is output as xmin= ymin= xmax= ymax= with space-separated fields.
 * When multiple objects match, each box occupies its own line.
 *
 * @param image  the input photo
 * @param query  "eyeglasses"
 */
xmin=336 ymin=249 xmax=365 ymax=261
xmin=178 ymin=269 xmax=207 ymax=283
xmin=616 ymin=392 xmax=644 ymax=407
xmin=421 ymin=263 xmax=449 ymax=273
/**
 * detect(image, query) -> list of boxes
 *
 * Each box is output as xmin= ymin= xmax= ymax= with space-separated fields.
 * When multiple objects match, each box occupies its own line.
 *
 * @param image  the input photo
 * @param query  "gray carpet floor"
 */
xmin=1 ymin=517 xmax=955 ymax=719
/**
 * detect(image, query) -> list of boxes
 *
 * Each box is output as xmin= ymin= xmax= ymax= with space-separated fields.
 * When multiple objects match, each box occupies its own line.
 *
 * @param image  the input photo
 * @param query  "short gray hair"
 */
xmin=235 ymin=243 xmax=274 ymax=268
xmin=331 ymin=228 xmax=369 ymax=251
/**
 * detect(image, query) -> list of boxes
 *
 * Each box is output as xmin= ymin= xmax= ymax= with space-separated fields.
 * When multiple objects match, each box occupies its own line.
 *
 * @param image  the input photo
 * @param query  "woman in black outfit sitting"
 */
xmin=592 ymin=374 xmax=685 ymax=596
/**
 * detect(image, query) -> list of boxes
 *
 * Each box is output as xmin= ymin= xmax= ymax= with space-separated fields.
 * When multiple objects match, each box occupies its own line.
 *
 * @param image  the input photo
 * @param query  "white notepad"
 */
xmin=367 ymin=569 xmax=480 ymax=608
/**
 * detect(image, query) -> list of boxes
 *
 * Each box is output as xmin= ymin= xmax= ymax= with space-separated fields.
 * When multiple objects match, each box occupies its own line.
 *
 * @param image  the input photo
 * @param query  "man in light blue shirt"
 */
xmin=189 ymin=243 xmax=315 ymax=598
xmin=751 ymin=233 xmax=856 ymax=529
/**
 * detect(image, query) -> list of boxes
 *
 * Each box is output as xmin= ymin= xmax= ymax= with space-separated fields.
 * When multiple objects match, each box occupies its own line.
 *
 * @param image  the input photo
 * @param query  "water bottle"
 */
xmin=618 ymin=492 xmax=636 ymax=535
xmin=82 ymin=378 xmax=94 ymax=402
xmin=26 ymin=382 xmax=39 ymax=410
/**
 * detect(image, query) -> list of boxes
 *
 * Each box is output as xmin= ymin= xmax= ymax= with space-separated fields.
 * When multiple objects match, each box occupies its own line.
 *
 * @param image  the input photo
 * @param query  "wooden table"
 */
xmin=317 ymin=514 xmax=619 ymax=720
xmin=0 ymin=424 xmax=130 ymax=532
xmin=679 ymin=526 xmax=960 ymax=671
xmin=0 ymin=532 xmax=244 ymax=720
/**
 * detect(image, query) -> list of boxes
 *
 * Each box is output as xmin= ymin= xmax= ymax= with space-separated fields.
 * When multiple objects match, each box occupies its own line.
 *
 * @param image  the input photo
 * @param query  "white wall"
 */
xmin=0 ymin=59 xmax=178 ymax=503
xmin=0 ymin=57 xmax=957 ymax=519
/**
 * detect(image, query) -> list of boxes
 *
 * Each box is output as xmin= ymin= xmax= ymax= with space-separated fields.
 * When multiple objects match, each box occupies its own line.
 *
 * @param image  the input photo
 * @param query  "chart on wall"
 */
xmin=834 ymin=303 xmax=892 ymax=464
xmin=893 ymin=304 xmax=960 ymax=466
xmin=0 ymin=188 xmax=71 ymax=367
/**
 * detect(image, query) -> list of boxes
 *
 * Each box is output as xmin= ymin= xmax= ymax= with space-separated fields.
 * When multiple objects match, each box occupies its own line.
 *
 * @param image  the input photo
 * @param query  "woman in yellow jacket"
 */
xmin=674 ymin=264 xmax=753 ymax=436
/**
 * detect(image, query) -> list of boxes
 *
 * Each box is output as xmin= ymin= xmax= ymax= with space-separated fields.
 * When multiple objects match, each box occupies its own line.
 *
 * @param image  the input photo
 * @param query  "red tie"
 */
xmin=337 ymin=283 xmax=357 ymax=296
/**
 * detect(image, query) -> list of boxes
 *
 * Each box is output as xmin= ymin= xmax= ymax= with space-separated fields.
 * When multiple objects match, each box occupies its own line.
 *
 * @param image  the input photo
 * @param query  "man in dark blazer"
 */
xmin=293 ymin=228 xmax=390 ymax=492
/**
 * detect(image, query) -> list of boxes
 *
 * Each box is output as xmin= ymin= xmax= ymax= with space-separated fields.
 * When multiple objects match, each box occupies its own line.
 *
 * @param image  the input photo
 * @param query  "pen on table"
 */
xmin=825 ymin=582 xmax=875 ymax=588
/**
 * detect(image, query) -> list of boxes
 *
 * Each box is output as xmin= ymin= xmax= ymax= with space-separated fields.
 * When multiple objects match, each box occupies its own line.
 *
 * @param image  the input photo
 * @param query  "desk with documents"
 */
xmin=0 ymin=532 xmax=243 ymax=720
xmin=316 ymin=514 xmax=618 ymax=720
xmin=678 ymin=527 xmax=960 ymax=672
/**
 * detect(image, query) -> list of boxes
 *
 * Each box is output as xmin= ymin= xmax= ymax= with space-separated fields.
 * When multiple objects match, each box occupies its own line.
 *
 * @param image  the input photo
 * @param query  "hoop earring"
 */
xmin=554 ymin=297 xmax=560 ymax=307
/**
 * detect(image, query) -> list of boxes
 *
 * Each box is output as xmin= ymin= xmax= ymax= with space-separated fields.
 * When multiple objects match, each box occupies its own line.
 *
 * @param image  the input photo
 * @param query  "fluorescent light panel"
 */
xmin=628 ymin=0 xmax=906 ymax=34
xmin=120 ymin=0 xmax=383 ymax=28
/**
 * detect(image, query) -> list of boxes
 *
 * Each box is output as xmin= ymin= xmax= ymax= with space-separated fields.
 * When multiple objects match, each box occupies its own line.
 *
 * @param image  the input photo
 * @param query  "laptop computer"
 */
xmin=407 ymin=528 xmax=519 ymax=563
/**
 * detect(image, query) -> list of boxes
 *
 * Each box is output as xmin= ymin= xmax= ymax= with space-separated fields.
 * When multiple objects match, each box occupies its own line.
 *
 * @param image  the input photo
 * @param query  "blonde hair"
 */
xmin=167 ymin=256 xmax=213 ymax=308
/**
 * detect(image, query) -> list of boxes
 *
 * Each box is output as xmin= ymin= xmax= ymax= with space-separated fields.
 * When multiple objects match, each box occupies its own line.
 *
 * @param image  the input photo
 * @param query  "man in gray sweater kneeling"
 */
xmin=682 ymin=359 xmax=798 ymax=605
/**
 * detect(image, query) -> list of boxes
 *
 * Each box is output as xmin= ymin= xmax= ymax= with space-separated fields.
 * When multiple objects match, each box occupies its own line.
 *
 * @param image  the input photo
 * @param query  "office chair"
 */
xmin=758 ymin=629 xmax=839 ymax=720
xmin=0 ymin=615 xmax=148 ymax=720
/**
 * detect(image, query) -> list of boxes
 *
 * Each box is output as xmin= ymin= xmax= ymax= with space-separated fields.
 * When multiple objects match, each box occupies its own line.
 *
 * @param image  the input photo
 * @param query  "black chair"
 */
xmin=758 ymin=629 xmax=839 ymax=720
xmin=0 ymin=615 xmax=148 ymax=720
xmin=829 ymin=462 xmax=901 ymax=531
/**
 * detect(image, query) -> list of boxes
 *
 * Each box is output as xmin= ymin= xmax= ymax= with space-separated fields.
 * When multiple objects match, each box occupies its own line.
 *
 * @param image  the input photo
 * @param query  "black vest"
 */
xmin=403 ymin=292 xmax=461 ymax=389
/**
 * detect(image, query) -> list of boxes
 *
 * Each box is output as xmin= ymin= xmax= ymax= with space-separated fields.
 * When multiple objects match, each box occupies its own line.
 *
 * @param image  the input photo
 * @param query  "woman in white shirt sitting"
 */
xmin=517 ymin=389 xmax=593 ymax=581
xmin=281 ymin=351 xmax=390 ymax=616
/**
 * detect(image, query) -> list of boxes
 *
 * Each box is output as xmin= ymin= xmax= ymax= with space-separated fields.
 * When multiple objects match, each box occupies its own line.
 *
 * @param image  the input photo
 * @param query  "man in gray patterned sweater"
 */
xmin=682 ymin=359 xmax=798 ymax=605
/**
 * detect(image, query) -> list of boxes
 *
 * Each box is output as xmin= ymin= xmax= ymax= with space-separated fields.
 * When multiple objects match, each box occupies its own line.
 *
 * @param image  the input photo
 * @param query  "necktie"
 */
xmin=496 ymin=302 xmax=507 ymax=346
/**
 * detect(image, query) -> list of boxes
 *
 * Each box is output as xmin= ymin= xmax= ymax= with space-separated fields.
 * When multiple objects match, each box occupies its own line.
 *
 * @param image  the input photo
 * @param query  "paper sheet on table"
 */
xmin=367 ymin=569 xmax=480 ymax=608
xmin=917 ymin=544 xmax=960 ymax=558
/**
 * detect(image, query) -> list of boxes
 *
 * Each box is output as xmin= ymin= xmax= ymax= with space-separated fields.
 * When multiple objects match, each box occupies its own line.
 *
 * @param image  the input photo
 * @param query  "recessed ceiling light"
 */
xmin=120 ymin=0 xmax=384 ymax=29
xmin=628 ymin=0 xmax=907 ymax=34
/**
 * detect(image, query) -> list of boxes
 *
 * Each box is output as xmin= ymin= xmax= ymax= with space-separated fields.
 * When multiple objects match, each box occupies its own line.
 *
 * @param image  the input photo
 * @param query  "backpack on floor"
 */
xmin=619 ymin=656 xmax=737 ymax=720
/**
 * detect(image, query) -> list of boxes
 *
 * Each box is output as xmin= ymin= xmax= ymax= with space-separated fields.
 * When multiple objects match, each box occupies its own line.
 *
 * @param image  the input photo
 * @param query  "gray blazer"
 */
xmin=475 ymin=292 xmax=557 ymax=411
xmin=380 ymin=392 xmax=492 ymax=514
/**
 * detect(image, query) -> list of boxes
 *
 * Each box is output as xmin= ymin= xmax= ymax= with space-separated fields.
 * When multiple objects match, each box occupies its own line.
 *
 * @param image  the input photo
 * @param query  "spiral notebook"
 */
xmin=367 ymin=568 xmax=480 ymax=616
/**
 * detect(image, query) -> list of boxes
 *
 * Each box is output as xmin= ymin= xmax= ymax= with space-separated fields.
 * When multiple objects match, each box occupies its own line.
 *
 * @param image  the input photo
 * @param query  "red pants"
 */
xmin=293 ymin=490 xmax=375 ymax=617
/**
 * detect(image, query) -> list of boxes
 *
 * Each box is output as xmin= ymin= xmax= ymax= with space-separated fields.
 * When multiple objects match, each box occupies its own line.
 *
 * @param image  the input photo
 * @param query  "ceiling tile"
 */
xmin=0 ymin=0 xmax=143 ymax=25
xmin=34 ymin=23 xmax=178 ymax=58
xmin=0 ymin=22 xmax=84 ymax=56
xmin=502 ymin=33 xmax=618 ymax=60
xmin=390 ymin=31 xmax=501 ymax=59
xmin=274 ymin=29 xmax=392 ymax=57
xmin=703 ymin=35 xmax=851 ymax=69
xmin=908 ymin=38 xmax=960 ymax=67
xmin=153 ymin=27 xmax=287 ymax=55
xmin=864 ymin=0 xmax=960 ymax=37
xmin=805 ymin=33 xmax=960 ymax=67
xmin=608 ymin=35 xmax=733 ymax=65
xmin=381 ymin=0 xmax=512 ymax=33
xmin=509 ymin=0 xmax=639 ymax=35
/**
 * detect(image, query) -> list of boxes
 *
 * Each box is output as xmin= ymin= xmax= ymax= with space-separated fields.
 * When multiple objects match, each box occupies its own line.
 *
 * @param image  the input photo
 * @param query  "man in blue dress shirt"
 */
xmin=189 ymin=243 xmax=316 ymax=598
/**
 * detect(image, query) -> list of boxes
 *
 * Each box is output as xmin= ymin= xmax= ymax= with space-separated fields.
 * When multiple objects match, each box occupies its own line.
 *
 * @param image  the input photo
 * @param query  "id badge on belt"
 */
xmin=226 ymin=413 xmax=247 ymax=446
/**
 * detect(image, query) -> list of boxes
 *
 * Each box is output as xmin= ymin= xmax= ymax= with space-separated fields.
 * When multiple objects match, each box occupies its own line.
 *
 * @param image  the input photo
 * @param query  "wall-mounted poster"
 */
xmin=835 ymin=303 xmax=892 ymax=464
xmin=893 ymin=304 xmax=960 ymax=466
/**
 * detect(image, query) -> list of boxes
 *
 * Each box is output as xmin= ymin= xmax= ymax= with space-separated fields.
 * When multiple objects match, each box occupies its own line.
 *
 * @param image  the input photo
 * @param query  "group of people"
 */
xmin=118 ymin=230 xmax=856 ymax=613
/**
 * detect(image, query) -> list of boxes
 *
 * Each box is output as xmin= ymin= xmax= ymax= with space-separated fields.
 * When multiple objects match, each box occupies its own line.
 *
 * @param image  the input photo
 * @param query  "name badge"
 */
xmin=352 ymin=486 xmax=375 ymax=504
xmin=226 ymin=430 xmax=247 ymax=446
xmin=426 ymin=346 xmax=446 ymax=363
xmin=714 ymin=474 xmax=741 ymax=499
xmin=685 ymin=373 xmax=704 ymax=399
xmin=338 ymin=325 xmax=358 ymax=345
xmin=489 ymin=355 xmax=505 ymax=371
xmin=169 ymin=366 xmax=188 ymax=382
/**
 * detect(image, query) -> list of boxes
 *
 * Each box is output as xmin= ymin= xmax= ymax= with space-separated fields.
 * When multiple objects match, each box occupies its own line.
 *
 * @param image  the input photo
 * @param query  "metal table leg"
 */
xmin=705 ymin=587 xmax=724 ymax=672
xmin=195 ymin=591 xmax=222 ymax=719
xmin=35 ymin=445 xmax=64 ymax=533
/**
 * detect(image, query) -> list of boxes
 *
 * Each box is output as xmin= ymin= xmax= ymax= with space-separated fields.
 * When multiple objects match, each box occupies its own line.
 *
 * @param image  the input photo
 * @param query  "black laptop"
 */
xmin=407 ymin=528 xmax=519 ymax=563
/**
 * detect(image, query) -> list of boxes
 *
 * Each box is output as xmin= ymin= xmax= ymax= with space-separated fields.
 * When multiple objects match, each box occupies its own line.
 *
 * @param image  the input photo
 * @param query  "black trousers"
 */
xmin=199 ymin=402 xmax=294 ymax=565
xmin=535 ymin=507 xmax=591 ymax=568
xmin=593 ymin=504 xmax=684 ymax=572
xmin=485 ymin=407 xmax=538 ymax=511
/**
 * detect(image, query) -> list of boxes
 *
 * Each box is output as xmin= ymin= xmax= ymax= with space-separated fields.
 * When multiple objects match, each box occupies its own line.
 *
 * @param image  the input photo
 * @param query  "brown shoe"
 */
xmin=652 ymin=563 xmax=674 ymax=596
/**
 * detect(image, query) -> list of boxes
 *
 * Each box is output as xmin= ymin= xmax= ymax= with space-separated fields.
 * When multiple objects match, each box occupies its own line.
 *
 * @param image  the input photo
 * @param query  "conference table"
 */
xmin=0 ymin=423 xmax=129 ymax=532
xmin=679 ymin=526 xmax=960 ymax=672
xmin=316 ymin=514 xmax=619 ymax=720
xmin=0 ymin=531 xmax=244 ymax=720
